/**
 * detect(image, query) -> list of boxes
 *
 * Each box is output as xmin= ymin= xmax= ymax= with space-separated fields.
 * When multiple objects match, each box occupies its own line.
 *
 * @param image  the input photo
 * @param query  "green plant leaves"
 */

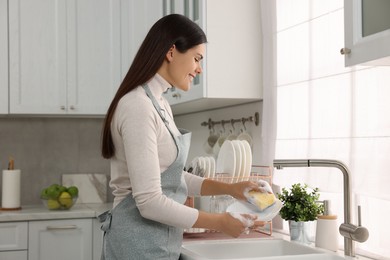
xmin=277 ymin=183 xmax=324 ymax=222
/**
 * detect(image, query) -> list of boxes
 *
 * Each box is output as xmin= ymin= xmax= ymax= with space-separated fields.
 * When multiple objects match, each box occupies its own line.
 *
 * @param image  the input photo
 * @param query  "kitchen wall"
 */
xmin=175 ymin=102 xmax=263 ymax=167
xmin=0 ymin=117 xmax=111 ymax=205
xmin=0 ymin=101 xmax=263 ymax=206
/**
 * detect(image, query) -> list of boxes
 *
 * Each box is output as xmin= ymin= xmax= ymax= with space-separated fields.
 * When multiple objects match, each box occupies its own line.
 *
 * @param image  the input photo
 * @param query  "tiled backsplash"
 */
xmin=0 ymin=101 xmax=262 ymax=206
xmin=62 ymin=173 xmax=108 ymax=204
xmin=0 ymin=117 xmax=111 ymax=205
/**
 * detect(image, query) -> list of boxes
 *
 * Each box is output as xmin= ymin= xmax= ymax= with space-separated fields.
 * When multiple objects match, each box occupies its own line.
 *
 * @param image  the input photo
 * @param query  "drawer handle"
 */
xmin=46 ymin=225 xmax=78 ymax=230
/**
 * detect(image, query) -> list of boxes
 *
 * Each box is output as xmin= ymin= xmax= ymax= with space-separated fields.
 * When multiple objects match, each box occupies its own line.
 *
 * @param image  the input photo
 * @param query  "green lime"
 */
xmin=40 ymin=188 xmax=49 ymax=199
xmin=47 ymin=199 xmax=61 ymax=210
xmin=46 ymin=186 xmax=61 ymax=199
xmin=67 ymin=186 xmax=79 ymax=197
xmin=59 ymin=185 xmax=67 ymax=193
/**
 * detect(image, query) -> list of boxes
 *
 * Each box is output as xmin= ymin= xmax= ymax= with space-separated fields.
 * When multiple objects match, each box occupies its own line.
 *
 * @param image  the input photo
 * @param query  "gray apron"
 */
xmin=99 ymin=84 xmax=191 ymax=260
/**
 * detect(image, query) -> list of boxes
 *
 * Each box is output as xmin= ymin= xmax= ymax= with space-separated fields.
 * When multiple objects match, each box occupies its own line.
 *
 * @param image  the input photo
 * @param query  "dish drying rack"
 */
xmin=185 ymin=165 xmax=273 ymax=236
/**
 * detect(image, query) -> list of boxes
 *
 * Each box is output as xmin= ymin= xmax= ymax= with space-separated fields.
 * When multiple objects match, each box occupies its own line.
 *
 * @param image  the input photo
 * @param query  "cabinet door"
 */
xmin=344 ymin=0 xmax=390 ymax=66
xmin=163 ymin=0 xmax=184 ymax=16
xmin=66 ymin=0 xmax=122 ymax=115
xmin=9 ymin=0 xmax=68 ymax=114
xmin=162 ymin=0 xmax=205 ymax=106
xmin=0 ymin=0 xmax=8 ymax=114
xmin=28 ymin=219 xmax=92 ymax=260
xmin=121 ymin=0 xmax=163 ymax=78
xmin=92 ymin=218 xmax=103 ymax=260
xmin=165 ymin=0 xmax=262 ymax=115
xmin=0 ymin=222 xmax=28 ymax=251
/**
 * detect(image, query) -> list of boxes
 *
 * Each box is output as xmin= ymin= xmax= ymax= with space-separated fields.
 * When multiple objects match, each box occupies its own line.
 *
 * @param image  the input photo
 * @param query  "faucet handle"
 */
xmin=358 ymin=205 xmax=362 ymax=226
xmin=339 ymin=205 xmax=369 ymax=243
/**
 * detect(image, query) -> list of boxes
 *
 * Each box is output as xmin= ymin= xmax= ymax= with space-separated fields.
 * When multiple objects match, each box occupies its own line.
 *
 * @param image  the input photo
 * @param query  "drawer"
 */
xmin=0 ymin=222 xmax=28 ymax=251
xmin=0 ymin=250 xmax=28 ymax=260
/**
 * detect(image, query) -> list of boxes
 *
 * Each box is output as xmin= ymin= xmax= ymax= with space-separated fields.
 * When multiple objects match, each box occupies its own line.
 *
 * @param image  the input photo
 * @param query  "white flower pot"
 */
xmin=288 ymin=220 xmax=311 ymax=244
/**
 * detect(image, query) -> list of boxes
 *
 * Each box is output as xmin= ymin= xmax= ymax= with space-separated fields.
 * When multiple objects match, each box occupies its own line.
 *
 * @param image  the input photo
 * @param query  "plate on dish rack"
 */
xmin=216 ymin=140 xmax=236 ymax=179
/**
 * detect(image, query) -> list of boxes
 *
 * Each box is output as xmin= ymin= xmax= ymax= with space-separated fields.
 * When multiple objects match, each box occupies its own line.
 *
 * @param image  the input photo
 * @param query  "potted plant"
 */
xmin=277 ymin=183 xmax=324 ymax=244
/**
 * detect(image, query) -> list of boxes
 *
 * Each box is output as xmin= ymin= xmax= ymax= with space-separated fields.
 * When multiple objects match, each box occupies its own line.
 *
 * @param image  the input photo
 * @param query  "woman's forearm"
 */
xmin=200 ymin=179 xmax=259 ymax=201
xmin=200 ymin=178 xmax=231 ymax=196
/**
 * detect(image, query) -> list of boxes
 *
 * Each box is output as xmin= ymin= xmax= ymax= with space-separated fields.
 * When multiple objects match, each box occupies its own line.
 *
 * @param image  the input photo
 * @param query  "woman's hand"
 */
xmin=228 ymin=181 xmax=260 ymax=201
xmin=218 ymin=213 xmax=266 ymax=237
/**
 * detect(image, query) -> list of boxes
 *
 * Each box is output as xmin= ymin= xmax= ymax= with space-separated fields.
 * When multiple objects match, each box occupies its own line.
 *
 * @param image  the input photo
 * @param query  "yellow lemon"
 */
xmin=58 ymin=191 xmax=73 ymax=208
xmin=47 ymin=199 xmax=61 ymax=210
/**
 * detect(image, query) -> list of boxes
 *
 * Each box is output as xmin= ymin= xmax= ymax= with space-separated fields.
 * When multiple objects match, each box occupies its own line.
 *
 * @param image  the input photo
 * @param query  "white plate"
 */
xmin=237 ymin=131 xmax=253 ymax=147
xmin=203 ymin=157 xmax=211 ymax=178
xmin=183 ymin=228 xmax=207 ymax=234
xmin=209 ymin=157 xmax=216 ymax=178
xmin=231 ymin=141 xmax=242 ymax=181
xmin=241 ymin=140 xmax=252 ymax=178
xmin=237 ymin=141 xmax=247 ymax=181
xmin=216 ymin=140 xmax=236 ymax=178
xmin=226 ymin=198 xmax=283 ymax=222
xmin=199 ymin=157 xmax=206 ymax=177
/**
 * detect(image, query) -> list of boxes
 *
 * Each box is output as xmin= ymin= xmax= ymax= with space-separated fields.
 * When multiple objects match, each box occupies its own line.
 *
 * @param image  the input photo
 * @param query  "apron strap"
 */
xmin=142 ymin=84 xmax=179 ymax=145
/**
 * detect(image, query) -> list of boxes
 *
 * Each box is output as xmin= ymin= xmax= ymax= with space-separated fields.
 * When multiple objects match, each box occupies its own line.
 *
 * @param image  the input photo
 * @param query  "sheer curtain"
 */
xmin=267 ymin=1 xmax=390 ymax=259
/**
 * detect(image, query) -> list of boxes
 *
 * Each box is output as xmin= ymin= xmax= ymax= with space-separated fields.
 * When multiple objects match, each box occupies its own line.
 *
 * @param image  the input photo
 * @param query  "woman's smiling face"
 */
xmin=162 ymin=43 xmax=205 ymax=91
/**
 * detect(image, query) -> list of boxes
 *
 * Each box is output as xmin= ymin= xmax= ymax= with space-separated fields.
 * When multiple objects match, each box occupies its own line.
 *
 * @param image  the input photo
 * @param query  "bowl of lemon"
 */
xmin=40 ymin=184 xmax=79 ymax=210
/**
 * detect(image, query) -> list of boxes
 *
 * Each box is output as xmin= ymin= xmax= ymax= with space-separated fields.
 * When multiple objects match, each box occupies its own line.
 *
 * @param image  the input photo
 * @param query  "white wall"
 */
xmin=174 ymin=101 xmax=263 ymax=167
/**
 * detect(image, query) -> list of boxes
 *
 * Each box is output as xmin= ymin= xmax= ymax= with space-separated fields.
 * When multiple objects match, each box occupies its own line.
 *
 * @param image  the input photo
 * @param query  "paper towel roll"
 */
xmin=1 ymin=169 xmax=21 ymax=209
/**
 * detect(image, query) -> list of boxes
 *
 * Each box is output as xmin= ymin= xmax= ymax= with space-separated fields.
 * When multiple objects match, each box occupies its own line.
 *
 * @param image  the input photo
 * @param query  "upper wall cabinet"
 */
xmin=8 ymin=0 xmax=123 ymax=115
xmin=163 ymin=0 xmax=263 ymax=115
xmin=0 ymin=0 xmax=8 ymax=114
xmin=343 ymin=0 xmax=390 ymax=66
xmin=121 ymin=0 xmax=163 ymax=78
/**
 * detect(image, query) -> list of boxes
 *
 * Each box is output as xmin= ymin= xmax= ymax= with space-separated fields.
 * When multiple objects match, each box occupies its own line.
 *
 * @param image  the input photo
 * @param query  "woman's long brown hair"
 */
xmin=101 ymin=14 xmax=207 ymax=159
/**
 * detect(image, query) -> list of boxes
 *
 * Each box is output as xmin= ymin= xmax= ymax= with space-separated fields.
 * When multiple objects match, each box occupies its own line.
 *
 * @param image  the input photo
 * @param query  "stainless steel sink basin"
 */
xmin=180 ymin=238 xmax=345 ymax=260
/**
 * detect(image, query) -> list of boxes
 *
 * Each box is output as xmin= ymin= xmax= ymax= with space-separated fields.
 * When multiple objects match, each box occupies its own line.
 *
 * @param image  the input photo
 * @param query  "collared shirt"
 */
xmin=109 ymin=73 xmax=204 ymax=228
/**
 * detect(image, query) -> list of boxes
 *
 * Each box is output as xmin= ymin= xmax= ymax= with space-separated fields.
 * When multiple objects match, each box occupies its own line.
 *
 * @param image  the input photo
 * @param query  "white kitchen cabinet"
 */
xmin=0 ymin=0 xmax=8 ymax=114
xmin=343 ymin=0 xmax=390 ymax=66
xmin=163 ymin=0 xmax=263 ymax=115
xmin=8 ymin=0 xmax=123 ymax=115
xmin=28 ymin=219 xmax=93 ymax=260
xmin=0 ymin=222 xmax=28 ymax=260
xmin=92 ymin=218 xmax=103 ymax=260
xmin=121 ymin=0 xmax=164 ymax=77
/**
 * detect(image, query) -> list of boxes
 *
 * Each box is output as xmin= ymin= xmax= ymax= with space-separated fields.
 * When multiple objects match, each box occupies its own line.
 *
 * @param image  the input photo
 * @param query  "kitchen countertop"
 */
xmin=1 ymin=205 xmax=375 ymax=259
xmin=0 ymin=203 xmax=113 ymax=222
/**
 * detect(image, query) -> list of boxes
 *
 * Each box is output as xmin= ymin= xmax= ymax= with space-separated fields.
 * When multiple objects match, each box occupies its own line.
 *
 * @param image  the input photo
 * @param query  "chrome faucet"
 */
xmin=273 ymin=159 xmax=369 ymax=257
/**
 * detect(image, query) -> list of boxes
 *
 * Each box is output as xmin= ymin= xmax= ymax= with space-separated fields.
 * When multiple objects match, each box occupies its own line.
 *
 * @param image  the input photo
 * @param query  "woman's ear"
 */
xmin=166 ymin=45 xmax=176 ymax=62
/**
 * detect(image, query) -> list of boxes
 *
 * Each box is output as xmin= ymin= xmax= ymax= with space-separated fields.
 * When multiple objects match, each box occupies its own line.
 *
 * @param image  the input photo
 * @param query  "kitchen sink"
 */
xmin=180 ymin=238 xmax=345 ymax=260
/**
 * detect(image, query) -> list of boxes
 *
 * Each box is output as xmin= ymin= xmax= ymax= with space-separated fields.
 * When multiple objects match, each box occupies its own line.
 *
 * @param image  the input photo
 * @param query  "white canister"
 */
xmin=315 ymin=215 xmax=339 ymax=252
xmin=1 ymin=169 xmax=22 ymax=209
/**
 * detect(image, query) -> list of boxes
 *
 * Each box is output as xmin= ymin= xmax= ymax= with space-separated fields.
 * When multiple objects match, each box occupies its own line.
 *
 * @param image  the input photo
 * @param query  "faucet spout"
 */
xmin=273 ymin=159 xmax=368 ymax=257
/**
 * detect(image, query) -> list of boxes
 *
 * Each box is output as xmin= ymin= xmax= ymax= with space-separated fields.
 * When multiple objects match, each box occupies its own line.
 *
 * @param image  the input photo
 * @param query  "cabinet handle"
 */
xmin=69 ymin=105 xmax=75 ymax=110
xmin=46 ymin=225 xmax=78 ymax=230
xmin=60 ymin=106 xmax=66 ymax=110
xmin=340 ymin=47 xmax=351 ymax=55
xmin=172 ymin=93 xmax=181 ymax=99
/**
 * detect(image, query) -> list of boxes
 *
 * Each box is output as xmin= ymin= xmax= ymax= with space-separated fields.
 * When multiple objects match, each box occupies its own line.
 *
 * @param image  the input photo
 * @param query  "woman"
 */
xmin=100 ymin=14 xmax=264 ymax=260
